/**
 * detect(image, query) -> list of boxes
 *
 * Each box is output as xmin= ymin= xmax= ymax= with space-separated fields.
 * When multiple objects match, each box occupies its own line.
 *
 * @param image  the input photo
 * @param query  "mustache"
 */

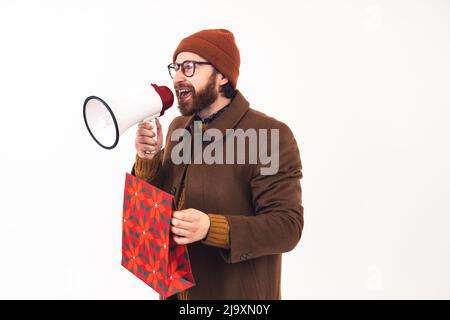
xmin=174 ymin=83 xmax=194 ymax=91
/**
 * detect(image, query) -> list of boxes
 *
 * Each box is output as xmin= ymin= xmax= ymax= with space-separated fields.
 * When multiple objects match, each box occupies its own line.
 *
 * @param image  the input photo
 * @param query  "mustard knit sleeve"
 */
xmin=134 ymin=149 xmax=163 ymax=181
xmin=202 ymin=214 xmax=230 ymax=249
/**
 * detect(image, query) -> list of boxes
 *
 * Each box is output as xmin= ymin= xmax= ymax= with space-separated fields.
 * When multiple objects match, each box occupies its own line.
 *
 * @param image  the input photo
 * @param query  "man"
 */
xmin=132 ymin=29 xmax=303 ymax=300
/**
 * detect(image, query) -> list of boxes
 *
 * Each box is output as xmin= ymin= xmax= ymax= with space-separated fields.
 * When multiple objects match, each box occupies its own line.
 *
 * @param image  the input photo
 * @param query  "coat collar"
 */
xmin=181 ymin=90 xmax=250 ymax=138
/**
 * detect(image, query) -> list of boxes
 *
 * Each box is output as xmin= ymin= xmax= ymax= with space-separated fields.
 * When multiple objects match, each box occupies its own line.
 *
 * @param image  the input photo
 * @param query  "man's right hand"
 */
xmin=135 ymin=118 xmax=163 ymax=160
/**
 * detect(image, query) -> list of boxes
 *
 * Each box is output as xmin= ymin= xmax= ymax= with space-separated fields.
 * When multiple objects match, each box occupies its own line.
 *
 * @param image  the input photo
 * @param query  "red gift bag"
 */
xmin=121 ymin=173 xmax=195 ymax=298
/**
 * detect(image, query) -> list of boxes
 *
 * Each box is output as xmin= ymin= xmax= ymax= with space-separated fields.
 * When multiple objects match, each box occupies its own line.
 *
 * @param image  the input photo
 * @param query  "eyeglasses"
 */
xmin=167 ymin=60 xmax=212 ymax=78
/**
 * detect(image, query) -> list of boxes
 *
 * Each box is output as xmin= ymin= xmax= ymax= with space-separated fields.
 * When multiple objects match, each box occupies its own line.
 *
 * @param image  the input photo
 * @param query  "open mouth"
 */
xmin=177 ymin=88 xmax=193 ymax=103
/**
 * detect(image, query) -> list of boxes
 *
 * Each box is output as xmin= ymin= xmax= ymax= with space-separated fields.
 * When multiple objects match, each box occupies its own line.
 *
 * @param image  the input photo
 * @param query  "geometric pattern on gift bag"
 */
xmin=121 ymin=173 xmax=195 ymax=299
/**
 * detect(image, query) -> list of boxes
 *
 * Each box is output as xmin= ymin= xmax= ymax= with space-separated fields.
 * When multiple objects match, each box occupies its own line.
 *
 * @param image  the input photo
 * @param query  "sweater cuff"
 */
xmin=134 ymin=150 xmax=163 ymax=181
xmin=202 ymin=214 xmax=230 ymax=249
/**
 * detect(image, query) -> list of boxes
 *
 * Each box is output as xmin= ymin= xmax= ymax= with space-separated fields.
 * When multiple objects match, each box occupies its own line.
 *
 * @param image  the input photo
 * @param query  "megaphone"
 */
xmin=83 ymin=83 xmax=174 ymax=149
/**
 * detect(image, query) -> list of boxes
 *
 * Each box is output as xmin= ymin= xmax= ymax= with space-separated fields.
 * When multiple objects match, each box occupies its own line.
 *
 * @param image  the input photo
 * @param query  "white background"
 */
xmin=0 ymin=0 xmax=449 ymax=299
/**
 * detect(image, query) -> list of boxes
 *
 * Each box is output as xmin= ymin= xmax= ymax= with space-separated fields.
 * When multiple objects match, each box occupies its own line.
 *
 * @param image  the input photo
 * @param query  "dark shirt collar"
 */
xmin=193 ymin=91 xmax=237 ymax=125
xmin=194 ymin=103 xmax=231 ymax=125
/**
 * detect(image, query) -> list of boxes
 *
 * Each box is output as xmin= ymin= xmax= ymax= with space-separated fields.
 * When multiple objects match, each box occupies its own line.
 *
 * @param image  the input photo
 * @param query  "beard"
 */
xmin=176 ymin=73 xmax=218 ymax=116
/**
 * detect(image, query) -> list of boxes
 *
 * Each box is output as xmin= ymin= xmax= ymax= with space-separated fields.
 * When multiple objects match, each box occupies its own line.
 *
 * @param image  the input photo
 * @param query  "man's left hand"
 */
xmin=171 ymin=208 xmax=210 ymax=245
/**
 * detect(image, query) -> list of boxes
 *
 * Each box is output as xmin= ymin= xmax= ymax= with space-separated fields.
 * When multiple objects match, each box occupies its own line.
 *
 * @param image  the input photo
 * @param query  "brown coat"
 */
xmin=133 ymin=91 xmax=303 ymax=299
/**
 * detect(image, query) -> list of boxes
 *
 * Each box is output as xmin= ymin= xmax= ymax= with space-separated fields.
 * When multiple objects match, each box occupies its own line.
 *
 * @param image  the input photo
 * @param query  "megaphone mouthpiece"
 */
xmin=150 ymin=84 xmax=174 ymax=115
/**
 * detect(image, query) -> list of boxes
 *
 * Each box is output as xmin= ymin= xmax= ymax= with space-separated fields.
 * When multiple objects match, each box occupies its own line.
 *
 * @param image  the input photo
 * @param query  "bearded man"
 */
xmin=132 ymin=29 xmax=304 ymax=300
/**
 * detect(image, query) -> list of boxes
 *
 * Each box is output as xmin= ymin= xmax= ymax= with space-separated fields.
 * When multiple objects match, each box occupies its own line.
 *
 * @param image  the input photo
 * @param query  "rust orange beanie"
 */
xmin=173 ymin=29 xmax=240 ymax=89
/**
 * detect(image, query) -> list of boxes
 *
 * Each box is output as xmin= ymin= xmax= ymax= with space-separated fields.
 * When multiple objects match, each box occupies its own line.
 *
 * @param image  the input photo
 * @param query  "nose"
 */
xmin=173 ymin=68 xmax=186 ymax=85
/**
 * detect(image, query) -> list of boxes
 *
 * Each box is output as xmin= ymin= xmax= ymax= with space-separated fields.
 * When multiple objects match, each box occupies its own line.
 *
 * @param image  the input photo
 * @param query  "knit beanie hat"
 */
xmin=173 ymin=29 xmax=240 ymax=89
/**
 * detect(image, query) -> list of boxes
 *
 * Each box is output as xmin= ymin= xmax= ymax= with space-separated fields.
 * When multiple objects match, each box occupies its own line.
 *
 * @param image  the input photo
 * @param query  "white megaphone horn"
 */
xmin=83 ymin=83 xmax=174 ymax=149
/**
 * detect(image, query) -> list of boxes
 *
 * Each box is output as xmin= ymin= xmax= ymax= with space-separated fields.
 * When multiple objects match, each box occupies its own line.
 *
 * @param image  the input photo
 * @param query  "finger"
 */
xmin=139 ymin=121 xmax=154 ymax=129
xmin=136 ymin=136 xmax=157 ymax=146
xmin=171 ymin=226 xmax=190 ymax=237
xmin=137 ymin=128 xmax=155 ymax=138
xmin=171 ymin=217 xmax=193 ymax=230
xmin=138 ymin=152 xmax=155 ymax=159
xmin=173 ymin=210 xmax=196 ymax=222
xmin=136 ymin=145 xmax=157 ymax=156
xmin=173 ymin=235 xmax=190 ymax=245
xmin=138 ymin=146 xmax=157 ymax=156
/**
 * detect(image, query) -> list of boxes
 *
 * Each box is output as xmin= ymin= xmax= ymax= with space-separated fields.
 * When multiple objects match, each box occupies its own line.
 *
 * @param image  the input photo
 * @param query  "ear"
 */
xmin=218 ymin=75 xmax=229 ymax=86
